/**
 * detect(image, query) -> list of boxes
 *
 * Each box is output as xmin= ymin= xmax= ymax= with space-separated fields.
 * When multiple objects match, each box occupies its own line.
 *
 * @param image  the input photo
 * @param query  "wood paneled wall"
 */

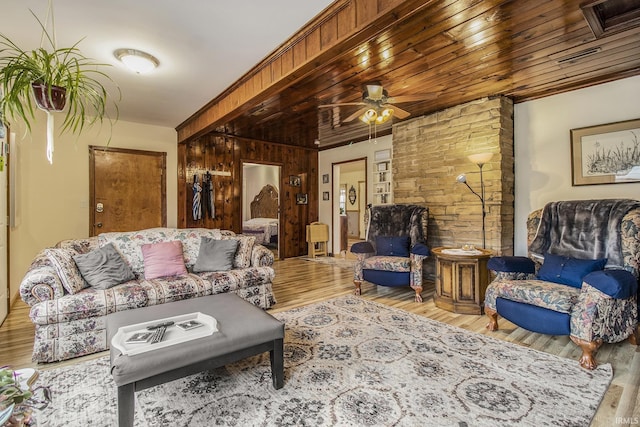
xmin=178 ymin=135 xmax=318 ymax=258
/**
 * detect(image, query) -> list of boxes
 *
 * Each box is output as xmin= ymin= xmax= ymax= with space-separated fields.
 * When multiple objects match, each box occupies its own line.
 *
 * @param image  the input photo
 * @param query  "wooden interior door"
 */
xmin=89 ymin=146 xmax=166 ymax=236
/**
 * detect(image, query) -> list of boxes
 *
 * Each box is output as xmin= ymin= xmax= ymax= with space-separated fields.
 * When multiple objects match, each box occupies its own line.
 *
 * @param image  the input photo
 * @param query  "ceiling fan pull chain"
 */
xmin=373 ymin=122 xmax=378 ymax=144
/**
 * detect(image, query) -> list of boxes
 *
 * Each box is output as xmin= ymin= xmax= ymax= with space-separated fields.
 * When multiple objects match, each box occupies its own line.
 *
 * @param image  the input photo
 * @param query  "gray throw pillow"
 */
xmin=193 ymin=237 xmax=239 ymax=272
xmin=73 ymin=243 xmax=136 ymax=290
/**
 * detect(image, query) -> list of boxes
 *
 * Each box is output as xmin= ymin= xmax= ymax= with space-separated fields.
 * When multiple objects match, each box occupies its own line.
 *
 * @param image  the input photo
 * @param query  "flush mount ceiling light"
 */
xmin=114 ymin=48 xmax=159 ymax=74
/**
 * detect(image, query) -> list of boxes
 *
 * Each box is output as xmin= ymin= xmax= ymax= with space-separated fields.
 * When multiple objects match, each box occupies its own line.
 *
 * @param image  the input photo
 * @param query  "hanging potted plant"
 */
xmin=0 ymin=6 xmax=119 ymax=164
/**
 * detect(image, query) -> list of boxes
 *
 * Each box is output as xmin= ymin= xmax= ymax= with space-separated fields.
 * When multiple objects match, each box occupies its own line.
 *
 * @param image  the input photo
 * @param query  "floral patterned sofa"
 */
xmin=485 ymin=199 xmax=640 ymax=369
xmin=20 ymin=228 xmax=276 ymax=363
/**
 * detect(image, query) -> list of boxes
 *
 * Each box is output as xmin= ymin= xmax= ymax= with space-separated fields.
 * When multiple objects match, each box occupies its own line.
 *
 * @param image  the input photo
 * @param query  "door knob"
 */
xmin=95 ymin=222 xmax=103 ymax=228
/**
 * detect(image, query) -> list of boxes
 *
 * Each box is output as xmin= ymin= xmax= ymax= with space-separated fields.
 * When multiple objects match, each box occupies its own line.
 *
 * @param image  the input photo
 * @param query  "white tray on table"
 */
xmin=441 ymin=248 xmax=483 ymax=256
xmin=111 ymin=312 xmax=217 ymax=356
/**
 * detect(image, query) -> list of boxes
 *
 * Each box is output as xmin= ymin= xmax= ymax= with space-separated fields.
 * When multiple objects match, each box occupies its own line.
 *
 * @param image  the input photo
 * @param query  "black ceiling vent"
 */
xmin=555 ymin=47 xmax=603 ymax=64
xmin=581 ymin=0 xmax=640 ymax=38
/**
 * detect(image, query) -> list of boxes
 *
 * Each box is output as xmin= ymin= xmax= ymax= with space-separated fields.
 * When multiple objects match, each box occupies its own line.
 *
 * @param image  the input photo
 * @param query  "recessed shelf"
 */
xmin=373 ymin=150 xmax=392 ymax=205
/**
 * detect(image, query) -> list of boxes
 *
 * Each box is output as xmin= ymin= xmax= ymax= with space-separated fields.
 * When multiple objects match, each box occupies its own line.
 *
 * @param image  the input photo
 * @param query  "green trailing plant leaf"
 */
xmin=0 ymin=367 xmax=50 ymax=417
xmin=0 ymin=9 xmax=119 ymax=138
xmin=0 ymin=368 xmax=32 ymax=406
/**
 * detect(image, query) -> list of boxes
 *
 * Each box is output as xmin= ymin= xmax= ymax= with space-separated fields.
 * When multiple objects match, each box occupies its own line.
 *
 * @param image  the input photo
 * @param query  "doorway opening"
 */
xmin=331 ymin=158 xmax=367 ymax=256
xmin=241 ymin=162 xmax=281 ymax=259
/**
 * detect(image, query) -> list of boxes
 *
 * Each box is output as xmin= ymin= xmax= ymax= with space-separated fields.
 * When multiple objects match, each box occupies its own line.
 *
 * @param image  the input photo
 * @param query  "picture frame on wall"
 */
xmin=322 ymin=173 xmax=329 ymax=184
xmin=322 ymin=191 xmax=330 ymax=201
xmin=571 ymin=118 xmax=640 ymax=186
xmin=348 ymin=185 xmax=357 ymax=205
xmin=289 ymin=175 xmax=301 ymax=186
xmin=296 ymin=193 xmax=308 ymax=205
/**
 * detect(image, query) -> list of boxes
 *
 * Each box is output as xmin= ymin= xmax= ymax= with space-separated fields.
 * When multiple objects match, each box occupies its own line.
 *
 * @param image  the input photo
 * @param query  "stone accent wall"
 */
xmin=392 ymin=96 xmax=514 ymax=277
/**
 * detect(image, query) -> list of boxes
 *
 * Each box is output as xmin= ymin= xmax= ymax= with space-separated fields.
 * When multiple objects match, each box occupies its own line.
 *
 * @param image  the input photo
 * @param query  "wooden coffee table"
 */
xmin=107 ymin=294 xmax=284 ymax=427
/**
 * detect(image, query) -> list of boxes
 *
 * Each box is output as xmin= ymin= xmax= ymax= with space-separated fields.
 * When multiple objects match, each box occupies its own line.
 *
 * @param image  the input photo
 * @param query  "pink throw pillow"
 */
xmin=141 ymin=241 xmax=188 ymax=279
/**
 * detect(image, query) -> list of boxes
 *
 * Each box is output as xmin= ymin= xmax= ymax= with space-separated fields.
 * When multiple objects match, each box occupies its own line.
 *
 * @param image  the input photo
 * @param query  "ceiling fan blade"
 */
xmin=344 ymin=107 xmax=369 ymax=122
xmin=318 ymin=102 xmax=366 ymax=108
xmin=386 ymin=93 xmax=439 ymax=103
xmin=387 ymin=104 xmax=411 ymax=119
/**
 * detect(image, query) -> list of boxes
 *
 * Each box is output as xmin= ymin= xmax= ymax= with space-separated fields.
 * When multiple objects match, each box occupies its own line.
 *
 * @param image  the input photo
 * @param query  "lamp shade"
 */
xmin=456 ymin=174 xmax=467 ymax=183
xmin=467 ymin=152 xmax=493 ymax=166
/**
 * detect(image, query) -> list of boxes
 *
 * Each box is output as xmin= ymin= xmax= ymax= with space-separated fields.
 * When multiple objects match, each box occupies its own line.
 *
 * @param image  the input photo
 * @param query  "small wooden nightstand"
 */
xmin=432 ymin=247 xmax=492 ymax=315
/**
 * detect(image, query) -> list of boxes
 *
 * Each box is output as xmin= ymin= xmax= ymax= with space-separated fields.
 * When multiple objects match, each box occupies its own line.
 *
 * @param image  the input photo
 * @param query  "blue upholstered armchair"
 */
xmin=350 ymin=204 xmax=430 ymax=302
xmin=485 ymin=199 xmax=640 ymax=369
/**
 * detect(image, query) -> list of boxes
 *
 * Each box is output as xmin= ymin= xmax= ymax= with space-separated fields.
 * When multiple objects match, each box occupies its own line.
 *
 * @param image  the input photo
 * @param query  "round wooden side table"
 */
xmin=432 ymin=247 xmax=492 ymax=315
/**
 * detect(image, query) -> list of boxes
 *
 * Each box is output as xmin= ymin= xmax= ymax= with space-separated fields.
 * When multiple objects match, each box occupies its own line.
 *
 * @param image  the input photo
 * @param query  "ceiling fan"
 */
xmin=318 ymin=83 xmax=439 ymax=125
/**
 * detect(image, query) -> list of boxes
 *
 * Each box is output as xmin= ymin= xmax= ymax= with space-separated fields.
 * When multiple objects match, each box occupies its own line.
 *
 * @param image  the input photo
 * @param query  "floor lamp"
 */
xmin=456 ymin=153 xmax=493 ymax=248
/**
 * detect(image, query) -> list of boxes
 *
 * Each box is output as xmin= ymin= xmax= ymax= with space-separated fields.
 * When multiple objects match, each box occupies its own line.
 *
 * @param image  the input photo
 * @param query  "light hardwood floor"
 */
xmin=1 ymin=257 xmax=638 ymax=426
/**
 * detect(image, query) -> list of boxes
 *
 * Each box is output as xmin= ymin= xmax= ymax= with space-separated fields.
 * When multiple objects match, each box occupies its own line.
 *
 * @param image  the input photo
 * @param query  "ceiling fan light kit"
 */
xmin=320 ymin=83 xmax=431 ymax=131
xmin=359 ymin=107 xmax=394 ymax=125
xmin=378 ymin=107 xmax=393 ymax=123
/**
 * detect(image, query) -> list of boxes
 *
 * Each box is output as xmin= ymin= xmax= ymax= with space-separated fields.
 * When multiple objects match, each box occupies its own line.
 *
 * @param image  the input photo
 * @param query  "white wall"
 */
xmin=9 ymin=116 xmax=176 ymax=300
xmin=318 ymin=135 xmax=392 ymax=253
xmin=514 ymin=75 xmax=640 ymax=255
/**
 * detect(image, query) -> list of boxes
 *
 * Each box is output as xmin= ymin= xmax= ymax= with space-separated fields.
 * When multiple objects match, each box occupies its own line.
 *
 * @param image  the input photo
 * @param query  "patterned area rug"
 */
xmin=300 ymin=255 xmax=355 ymax=270
xmin=34 ymin=296 xmax=612 ymax=426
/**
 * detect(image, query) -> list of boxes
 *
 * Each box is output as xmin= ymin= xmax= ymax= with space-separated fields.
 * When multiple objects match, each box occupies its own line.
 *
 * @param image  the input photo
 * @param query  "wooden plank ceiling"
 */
xmin=176 ymin=0 xmax=640 ymax=149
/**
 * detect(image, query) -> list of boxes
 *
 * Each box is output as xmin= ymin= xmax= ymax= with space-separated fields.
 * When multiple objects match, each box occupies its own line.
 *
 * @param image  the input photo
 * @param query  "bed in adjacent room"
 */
xmin=243 ymin=184 xmax=279 ymax=247
xmin=243 ymin=217 xmax=279 ymax=246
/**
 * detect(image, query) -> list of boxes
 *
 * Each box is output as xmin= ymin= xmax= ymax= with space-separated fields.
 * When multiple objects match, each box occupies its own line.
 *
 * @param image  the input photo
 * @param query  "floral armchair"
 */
xmin=350 ymin=204 xmax=430 ymax=302
xmin=485 ymin=199 xmax=640 ymax=369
